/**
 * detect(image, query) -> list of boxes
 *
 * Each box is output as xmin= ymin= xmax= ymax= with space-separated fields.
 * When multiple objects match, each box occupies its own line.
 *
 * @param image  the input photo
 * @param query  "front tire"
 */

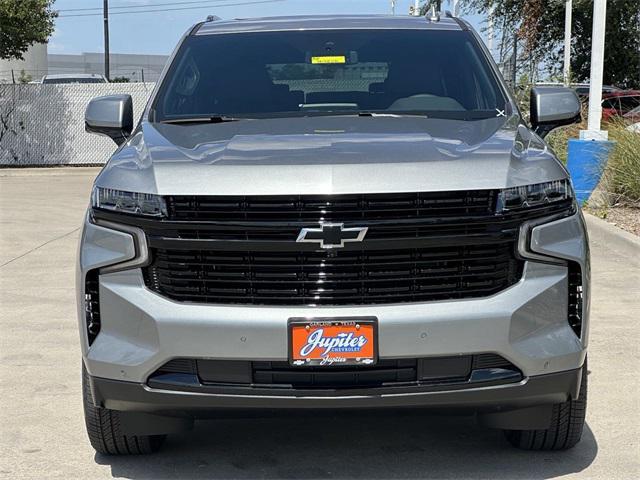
xmin=82 ymin=364 xmax=165 ymax=455
xmin=504 ymin=363 xmax=587 ymax=451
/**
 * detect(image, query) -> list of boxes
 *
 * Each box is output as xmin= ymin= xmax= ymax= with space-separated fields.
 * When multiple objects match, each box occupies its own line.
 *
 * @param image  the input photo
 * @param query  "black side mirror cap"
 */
xmin=530 ymin=87 xmax=581 ymax=138
xmin=85 ymin=94 xmax=134 ymax=146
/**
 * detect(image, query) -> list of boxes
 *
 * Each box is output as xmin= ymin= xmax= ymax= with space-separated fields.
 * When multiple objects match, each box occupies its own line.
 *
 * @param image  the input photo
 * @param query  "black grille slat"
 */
xmin=149 ymin=286 xmax=512 ymax=304
xmin=154 ymin=268 xmax=511 ymax=284
xmin=167 ymin=191 xmax=496 ymax=223
xmin=156 ymin=358 xmax=197 ymax=375
xmin=472 ymin=353 xmax=514 ymax=370
xmin=85 ymin=270 xmax=101 ymax=346
xmin=252 ymin=359 xmax=418 ymax=388
xmin=568 ymin=263 xmax=583 ymax=337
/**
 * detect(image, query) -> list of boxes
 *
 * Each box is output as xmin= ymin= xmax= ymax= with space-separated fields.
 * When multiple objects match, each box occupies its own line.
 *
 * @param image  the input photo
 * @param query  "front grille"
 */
xmin=252 ymin=359 xmax=418 ymax=388
xmin=92 ymin=190 xmax=574 ymax=306
xmin=472 ymin=353 xmax=515 ymax=370
xmin=155 ymin=358 xmax=197 ymax=375
xmin=148 ymin=354 xmax=521 ymax=390
xmin=144 ymin=243 xmax=521 ymax=305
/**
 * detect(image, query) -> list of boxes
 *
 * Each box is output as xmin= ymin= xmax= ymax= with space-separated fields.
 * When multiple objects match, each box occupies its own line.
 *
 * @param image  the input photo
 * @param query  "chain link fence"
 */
xmin=0 ymin=83 xmax=155 ymax=166
xmin=0 ymin=69 xmax=160 ymax=84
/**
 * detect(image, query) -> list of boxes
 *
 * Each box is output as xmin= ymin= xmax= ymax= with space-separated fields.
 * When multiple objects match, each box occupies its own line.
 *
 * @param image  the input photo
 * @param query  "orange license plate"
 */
xmin=289 ymin=317 xmax=377 ymax=367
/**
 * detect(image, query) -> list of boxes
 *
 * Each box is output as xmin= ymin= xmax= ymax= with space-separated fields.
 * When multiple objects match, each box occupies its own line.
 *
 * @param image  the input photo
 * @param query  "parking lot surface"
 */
xmin=1 ymin=168 xmax=639 ymax=479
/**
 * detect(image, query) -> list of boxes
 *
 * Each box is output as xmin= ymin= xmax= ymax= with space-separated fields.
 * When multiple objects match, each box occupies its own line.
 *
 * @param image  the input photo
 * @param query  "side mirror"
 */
xmin=85 ymin=94 xmax=133 ymax=146
xmin=530 ymin=87 xmax=581 ymax=138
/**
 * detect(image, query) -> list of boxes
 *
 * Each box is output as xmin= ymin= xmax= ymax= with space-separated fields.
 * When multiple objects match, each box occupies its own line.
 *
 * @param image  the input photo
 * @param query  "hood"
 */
xmin=95 ymin=114 xmax=568 ymax=195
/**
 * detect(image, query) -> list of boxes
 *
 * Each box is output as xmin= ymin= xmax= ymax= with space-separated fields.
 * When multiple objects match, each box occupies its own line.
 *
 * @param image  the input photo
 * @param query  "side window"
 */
xmin=601 ymin=98 xmax=620 ymax=110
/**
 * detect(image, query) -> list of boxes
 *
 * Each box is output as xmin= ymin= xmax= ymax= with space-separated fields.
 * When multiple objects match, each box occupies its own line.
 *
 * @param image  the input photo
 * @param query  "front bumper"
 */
xmin=89 ymin=366 xmax=583 ymax=413
xmin=77 ymin=211 xmax=589 ymax=403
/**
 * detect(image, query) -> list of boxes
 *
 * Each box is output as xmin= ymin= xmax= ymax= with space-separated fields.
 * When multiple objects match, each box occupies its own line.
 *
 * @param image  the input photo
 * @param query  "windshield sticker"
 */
xmin=311 ymin=55 xmax=346 ymax=64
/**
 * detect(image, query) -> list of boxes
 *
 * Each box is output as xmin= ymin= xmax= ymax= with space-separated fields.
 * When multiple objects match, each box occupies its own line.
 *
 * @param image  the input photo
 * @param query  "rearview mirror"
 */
xmin=85 ymin=94 xmax=133 ymax=146
xmin=530 ymin=87 xmax=581 ymax=138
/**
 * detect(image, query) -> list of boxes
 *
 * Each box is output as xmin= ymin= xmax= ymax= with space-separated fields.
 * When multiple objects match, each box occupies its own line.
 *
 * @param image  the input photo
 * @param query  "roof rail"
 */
xmin=206 ymin=15 xmax=221 ymax=22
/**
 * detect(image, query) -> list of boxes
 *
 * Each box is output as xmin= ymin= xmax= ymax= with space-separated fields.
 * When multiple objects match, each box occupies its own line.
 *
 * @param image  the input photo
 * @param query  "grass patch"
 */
xmin=600 ymin=121 xmax=640 ymax=206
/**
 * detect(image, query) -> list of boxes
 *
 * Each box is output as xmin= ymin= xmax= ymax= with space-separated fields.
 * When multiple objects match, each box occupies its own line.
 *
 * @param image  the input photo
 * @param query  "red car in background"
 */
xmin=601 ymin=90 xmax=640 ymax=120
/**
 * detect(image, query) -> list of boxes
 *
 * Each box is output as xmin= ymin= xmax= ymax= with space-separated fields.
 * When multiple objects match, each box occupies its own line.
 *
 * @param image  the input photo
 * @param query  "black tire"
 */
xmin=504 ymin=363 xmax=587 ymax=451
xmin=82 ymin=364 xmax=165 ymax=455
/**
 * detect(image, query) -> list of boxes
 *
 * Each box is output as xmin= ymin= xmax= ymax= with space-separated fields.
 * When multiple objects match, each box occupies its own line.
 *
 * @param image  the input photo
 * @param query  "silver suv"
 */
xmin=79 ymin=14 xmax=589 ymax=455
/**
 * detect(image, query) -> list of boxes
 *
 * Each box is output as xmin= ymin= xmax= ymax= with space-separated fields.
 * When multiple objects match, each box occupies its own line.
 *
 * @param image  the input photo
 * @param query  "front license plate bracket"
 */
xmin=288 ymin=317 xmax=378 ymax=367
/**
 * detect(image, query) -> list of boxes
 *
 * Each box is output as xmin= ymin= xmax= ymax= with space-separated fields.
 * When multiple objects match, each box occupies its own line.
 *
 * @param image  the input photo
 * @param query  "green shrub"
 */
xmin=601 ymin=120 xmax=640 ymax=205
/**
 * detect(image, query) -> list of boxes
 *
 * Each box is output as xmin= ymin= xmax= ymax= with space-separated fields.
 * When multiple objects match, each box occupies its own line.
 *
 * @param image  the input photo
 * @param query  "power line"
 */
xmin=57 ymin=0 xmax=284 ymax=18
xmin=57 ymin=0 xmax=247 ymax=13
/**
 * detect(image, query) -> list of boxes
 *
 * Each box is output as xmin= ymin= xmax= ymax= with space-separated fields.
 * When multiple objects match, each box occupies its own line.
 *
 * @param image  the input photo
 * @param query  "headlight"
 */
xmin=496 ymin=179 xmax=573 ymax=213
xmin=92 ymin=187 xmax=167 ymax=217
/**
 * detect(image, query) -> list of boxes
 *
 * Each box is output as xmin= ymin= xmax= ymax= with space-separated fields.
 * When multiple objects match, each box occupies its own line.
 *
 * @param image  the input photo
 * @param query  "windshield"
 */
xmin=152 ymin=29 xmax=507 ymax=121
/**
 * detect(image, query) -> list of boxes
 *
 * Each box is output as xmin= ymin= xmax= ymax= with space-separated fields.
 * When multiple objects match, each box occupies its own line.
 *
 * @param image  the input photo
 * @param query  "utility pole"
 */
xmin=581 ymin=0 xmax=608 ymax=140
xmin=390 ymin=0 xmax=396 ymax=15
xmin=511 ymin=32 xmax=517 ymax=88
xmin=563 ymin=0 xmax=572 ymax=86
xmin=414 ymin=0 xmax=420 ymax=16
xmin=103 ymin=0 xmax=110 ymax=81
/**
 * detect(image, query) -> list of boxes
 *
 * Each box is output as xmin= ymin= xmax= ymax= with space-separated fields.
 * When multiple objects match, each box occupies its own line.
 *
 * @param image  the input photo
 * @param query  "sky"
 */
xmin=50 ymin=0 xmax=488 ymax=56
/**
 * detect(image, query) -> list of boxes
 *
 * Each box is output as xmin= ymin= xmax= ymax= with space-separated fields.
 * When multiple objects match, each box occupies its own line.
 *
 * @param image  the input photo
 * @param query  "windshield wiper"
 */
xmin=357 ymin=111 xmax=428 ymax=118
xmin=160 ymin=115 xmax=241 ymax=125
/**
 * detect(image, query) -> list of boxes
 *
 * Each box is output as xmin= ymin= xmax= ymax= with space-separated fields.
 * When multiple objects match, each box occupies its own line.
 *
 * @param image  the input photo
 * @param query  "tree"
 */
xmin=464 ymin=0 xmax=640 ymax=89
xmin=570 ymin=0 xmax=640 ymax=89
xmin=0 ymin=0 xmax=57 ymax=60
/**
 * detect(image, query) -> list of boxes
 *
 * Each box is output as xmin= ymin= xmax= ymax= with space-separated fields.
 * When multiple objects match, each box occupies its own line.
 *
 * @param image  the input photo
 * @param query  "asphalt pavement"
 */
xmin=0 ymin=168 xmax=638 ymax=479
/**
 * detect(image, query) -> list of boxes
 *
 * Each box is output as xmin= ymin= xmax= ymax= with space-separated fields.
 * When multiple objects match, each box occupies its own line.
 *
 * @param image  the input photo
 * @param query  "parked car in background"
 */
xmin=533 ymin=82 xmax=620 ymax=98
xmin=601 ymin=91 xmax=640 ymax=120
xmin=624 ymin=106 xmax=640 ymax=132
xmin=572 ymin=83 xmax=621 ymax=97
xmin=41 ymin=73 xmax=108 ymax=84
xmin=623 ymin=105 xmax=640 ymax=121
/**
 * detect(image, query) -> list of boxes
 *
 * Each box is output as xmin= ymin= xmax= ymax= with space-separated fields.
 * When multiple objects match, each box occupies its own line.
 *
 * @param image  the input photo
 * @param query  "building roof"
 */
xmin=195 ymin=14 xmax=464 ymax=36
xmin=42 ymin=73 xmax=107 ymax=80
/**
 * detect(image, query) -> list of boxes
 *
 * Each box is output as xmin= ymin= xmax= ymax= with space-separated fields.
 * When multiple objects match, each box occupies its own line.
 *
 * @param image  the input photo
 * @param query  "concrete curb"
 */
xmin=584 ymin=212 xmax=640 ymax=258
xmin=0 ymin=167 xmax=102 ymax=177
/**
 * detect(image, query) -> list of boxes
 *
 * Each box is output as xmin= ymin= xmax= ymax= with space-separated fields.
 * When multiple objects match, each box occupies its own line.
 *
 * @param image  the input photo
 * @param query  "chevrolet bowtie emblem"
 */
xmin=296 ymin=223 xmax=368 ymax=249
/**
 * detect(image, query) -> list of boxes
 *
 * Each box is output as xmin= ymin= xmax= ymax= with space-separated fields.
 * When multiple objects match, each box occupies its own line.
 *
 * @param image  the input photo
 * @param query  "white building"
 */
xmin=0 ymin=43 xmax=48 ymax=83
xmin=48 ymin=52 xmax=169 ymax=82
